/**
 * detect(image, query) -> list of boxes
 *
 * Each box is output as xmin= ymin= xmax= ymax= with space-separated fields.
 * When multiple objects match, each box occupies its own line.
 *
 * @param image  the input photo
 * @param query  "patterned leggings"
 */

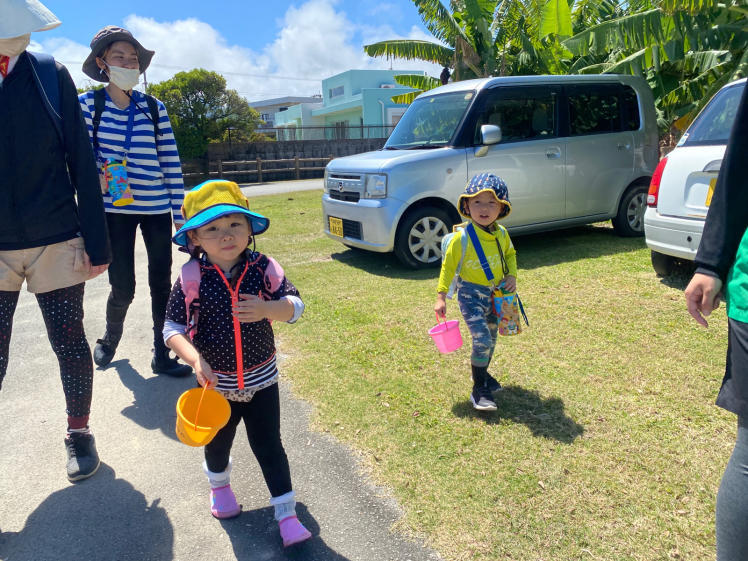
xmin=0 ymin=283 xmax=93 ymax=428
xmin=457 ymin=280 xmax=499 ymax=367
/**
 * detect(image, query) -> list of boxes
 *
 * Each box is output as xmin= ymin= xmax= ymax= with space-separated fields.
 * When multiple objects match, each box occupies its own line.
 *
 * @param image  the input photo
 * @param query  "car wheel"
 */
xmin=612 ymin=183 xmax=648 ymax=237
xmin=651 ymin=251 xmax=676 ymax=277
xmin=394 ymin=206 xmax=452 ymax=268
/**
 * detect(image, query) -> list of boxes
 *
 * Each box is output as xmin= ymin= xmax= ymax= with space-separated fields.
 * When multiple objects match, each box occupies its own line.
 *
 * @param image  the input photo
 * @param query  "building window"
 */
xmin=329 ymin=85 xmax=344 ymax=98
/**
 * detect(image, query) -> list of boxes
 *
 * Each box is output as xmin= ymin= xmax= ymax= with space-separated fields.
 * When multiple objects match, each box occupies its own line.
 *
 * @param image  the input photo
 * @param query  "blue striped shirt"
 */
xmin=78 ymin=89 xmax=185 ymax=223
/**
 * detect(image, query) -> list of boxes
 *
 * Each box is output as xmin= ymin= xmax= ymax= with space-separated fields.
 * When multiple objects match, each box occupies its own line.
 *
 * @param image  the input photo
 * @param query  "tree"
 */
xmin=364 ymin=0 xmax=575 ymax=101
xmin=148 ymin=69 xmax=262 ymax=160
xmin=564 ymin=0 xmax=747 ymax=128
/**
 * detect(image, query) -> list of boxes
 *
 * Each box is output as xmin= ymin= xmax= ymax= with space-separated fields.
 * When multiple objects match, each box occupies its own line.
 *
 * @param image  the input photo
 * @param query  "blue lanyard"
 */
xmin=122 ymin=101 xmax=134 ymax=155
xmin=465 ymin=222 xmax=496 ymax=283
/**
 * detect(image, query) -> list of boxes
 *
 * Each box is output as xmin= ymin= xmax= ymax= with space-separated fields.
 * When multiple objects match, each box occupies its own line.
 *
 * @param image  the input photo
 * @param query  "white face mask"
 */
xmin=0 ymin=34 xmax=31 ymax=57
xmin=104 ymin=63 xmax=140 ymax=91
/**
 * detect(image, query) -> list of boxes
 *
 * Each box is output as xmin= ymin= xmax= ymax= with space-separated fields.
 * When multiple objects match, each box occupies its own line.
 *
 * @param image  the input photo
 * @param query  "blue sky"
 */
xmin=33 ymin=0 xmax=441 ymax=101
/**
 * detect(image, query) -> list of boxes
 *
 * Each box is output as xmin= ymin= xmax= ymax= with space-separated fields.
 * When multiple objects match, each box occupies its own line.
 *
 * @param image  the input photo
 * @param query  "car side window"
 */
xmin=568 ymin=85 xmax=622 ymax=135
xmin=621 ymin=85 xmax=641 ymax=131
xmin=473 ymin=89 xmax=557 ymax=144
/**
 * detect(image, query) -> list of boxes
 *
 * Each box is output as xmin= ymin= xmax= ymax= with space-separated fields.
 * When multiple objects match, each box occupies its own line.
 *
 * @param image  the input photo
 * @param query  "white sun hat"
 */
xmin=0 ymin=0 xmax=61 ymax=39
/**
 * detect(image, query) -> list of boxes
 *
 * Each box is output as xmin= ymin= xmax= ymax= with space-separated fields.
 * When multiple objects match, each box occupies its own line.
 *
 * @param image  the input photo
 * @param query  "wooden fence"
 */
xmin=184 ymin=155 xmax=333 ymax=183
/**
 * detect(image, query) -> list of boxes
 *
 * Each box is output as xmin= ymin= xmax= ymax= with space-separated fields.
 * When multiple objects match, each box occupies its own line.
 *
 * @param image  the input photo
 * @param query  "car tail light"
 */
xmin=647 ymin=157 xmax=668 ymax=207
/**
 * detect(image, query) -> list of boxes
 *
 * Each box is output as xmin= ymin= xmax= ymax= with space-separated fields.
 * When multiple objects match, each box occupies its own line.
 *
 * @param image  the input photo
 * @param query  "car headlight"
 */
xmin=323 ymin=169 xmax=329 ymax=192
xmin=365 ymin=174 xmax=387 ymax=198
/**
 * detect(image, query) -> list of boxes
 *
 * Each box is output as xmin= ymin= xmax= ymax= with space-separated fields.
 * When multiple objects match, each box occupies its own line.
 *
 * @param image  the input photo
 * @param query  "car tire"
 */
xmin=612 ymin=183 xmax=648 ymax=237
xmin=651 ymin=251 xmax=676 ymax=277
xmin=394 ymin=206 xmax=452 ymax=269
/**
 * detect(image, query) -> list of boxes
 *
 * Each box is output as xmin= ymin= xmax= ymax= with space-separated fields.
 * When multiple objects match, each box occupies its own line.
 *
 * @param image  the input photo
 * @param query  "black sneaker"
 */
xmin=152 ymin=351 xmax=192 ymax=377
xmin=486 ymin=373 xmax=502 ymax=394
xmin=470 ymin=385 xmax=497 ymax=411
xmin=65 ymin=432 xmax=101 ymax=482
xmin=93 ymin=340 xmax=116 ymax=367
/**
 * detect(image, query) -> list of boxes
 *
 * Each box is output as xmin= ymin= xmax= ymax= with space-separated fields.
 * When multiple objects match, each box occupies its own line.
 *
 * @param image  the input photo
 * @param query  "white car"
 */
xmin=644 ymin=78 xmax=746 ymax=276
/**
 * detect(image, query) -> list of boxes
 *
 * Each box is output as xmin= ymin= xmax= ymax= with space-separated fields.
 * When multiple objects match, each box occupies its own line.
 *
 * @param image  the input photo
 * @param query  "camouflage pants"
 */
xmin=457 ymin=280 xmax=498 ymax=367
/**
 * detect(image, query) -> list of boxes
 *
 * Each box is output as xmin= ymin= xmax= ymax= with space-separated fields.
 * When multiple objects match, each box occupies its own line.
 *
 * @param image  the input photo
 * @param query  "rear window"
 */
xmin=681 ymin=83 xmax=744 ymax=146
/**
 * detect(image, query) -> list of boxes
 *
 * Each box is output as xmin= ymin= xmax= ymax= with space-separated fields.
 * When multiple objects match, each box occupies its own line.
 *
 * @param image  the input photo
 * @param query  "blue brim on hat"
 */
xmin=172 ymin=204 xmax=270 ymax=247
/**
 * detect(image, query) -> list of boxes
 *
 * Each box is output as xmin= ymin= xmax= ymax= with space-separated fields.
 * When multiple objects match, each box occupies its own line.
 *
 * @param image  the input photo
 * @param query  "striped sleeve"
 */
xmin=154 ymin=99 xmax=185 ymax=224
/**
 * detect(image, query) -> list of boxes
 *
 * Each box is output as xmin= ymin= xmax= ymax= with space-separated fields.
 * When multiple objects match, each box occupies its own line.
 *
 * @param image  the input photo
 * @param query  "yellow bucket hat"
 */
xmin=172 ymin=180 xmax=269 ymax=247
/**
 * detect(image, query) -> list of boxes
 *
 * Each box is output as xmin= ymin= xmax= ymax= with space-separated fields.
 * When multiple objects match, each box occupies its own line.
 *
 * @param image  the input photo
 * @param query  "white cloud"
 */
xmin=36 ymin=0 xmax=444 ymax=101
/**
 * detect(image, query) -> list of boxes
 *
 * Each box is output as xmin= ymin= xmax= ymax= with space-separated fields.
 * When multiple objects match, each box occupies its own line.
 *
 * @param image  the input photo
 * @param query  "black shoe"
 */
xmin=65 ymin=432 xmax=101 ymax=482
xmin=93 ymin=326 xmax=122 ymax=367
xmin=486 ymin=373 xmax=502 ymax=394
xmin=93 ymin=340 xmax=116 ymax=367
xmin=470 ymin=384 xmax=498 ymax=411
xmin=152 ymin=350 xmax=192 ymax=377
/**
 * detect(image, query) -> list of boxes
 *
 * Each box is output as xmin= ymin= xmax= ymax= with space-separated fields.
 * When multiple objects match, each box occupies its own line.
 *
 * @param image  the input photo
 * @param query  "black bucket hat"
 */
xmin=82 ymin=26 xmax=154 ymax=82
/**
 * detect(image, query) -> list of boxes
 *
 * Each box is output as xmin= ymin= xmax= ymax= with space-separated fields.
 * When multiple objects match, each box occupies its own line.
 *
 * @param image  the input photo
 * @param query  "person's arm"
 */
xmin=686 ymin=85 xmax=748 ymax=326
xmin=166 ymin=333 xmax=217 ymax=388
xmin=60 ymin=65 xmax=111 ymax=268
xmin=500 ymin=228 xmax=517 ymax=291
xmin=153 ymin=99 xmax=185 ymax=228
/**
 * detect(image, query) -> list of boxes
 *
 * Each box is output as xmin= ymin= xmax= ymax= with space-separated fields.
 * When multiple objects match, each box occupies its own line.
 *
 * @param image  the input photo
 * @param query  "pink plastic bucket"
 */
xmin=428 ymin=319 xmax=463 ymax=353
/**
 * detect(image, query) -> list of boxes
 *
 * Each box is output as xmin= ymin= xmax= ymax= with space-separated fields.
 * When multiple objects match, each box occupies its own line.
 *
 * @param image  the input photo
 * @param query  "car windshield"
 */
xmin=384 ymin=91 xmax=475 ymax=149
xmin=682 ymin=83 xmax=744 ymax=146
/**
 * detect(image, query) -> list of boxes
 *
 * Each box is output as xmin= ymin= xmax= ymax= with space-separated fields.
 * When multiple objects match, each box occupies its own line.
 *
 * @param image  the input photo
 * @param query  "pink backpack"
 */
xmin=179 ymin=256 xmax=286 ymax=339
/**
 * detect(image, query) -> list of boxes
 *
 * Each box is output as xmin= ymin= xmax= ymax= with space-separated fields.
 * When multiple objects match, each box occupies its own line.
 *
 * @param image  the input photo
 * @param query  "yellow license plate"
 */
xmin=705 ymin=177 xmax=717 ymax=206
xmin=329 ymin=216 xmax=344 ymax=237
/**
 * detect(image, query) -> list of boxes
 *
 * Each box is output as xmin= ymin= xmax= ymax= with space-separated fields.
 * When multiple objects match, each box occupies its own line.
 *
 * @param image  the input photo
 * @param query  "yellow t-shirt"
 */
xmin=437 ymin=221 xmax=517 ymax=294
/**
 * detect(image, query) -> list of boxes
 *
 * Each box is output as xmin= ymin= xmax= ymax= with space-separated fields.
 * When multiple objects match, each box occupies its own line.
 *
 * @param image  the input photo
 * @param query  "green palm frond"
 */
xmin=563 ymin=8 xmax=666 ymax=56
xmin=540 ymin=0 xmax=574 ymax=38
xmin=393 ymin=73 xmax=443 ymax=91
xmin=412 ymin=0 xmax=471 ymax=46
xmin=660 ymin=0 xmax=721 ymax=15
xmin=363 ymin=40 xmax=454 ymax=66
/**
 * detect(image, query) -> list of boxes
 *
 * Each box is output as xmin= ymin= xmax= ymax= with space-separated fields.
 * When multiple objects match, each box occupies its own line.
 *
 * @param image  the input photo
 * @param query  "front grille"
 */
xmin=329 ymin=190 xmax=361 ymax=203
xmin=342 ymin=219 xmax=362 ymax=239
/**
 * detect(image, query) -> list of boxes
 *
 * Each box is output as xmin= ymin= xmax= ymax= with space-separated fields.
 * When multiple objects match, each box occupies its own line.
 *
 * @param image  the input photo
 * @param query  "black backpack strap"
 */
xmin=92 ymin=87 xmax=106 ymax=154
xmin=144 ymin=94 xmax=160 ymax=138
xmin=26 ymin=52 xmax=63 ymax=143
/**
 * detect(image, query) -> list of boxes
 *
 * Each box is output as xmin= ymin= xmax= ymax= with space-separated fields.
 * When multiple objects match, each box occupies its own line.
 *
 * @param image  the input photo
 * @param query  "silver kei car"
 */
xmin=644 ymin=78 xmax=746 ymax=276
xmin=323 ymin=74 xmax=659 ymax=268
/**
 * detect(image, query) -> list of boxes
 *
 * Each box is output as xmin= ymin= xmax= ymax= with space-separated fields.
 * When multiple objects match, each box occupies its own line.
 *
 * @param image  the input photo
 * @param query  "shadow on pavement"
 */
xmin=220 ymin=502 xmax=351 ymax=560
xmin=0 ymin=464 xmax=173 ymax=561
xmin=451 ymin=384 xmax=584 ymax=444
xmin=109 ymin=359 xmax=195 ymax=443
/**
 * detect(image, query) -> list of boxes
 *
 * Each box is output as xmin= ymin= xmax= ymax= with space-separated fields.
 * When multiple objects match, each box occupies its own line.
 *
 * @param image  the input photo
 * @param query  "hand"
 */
xmin=434 ymin=294 xmax=447 ymax=319
xmin=193 ymin=354 xmax=217 ymax=388
xmin=501 ymin=275 xmax=516 ymax=293
xmin=99 ymin=174 xmax=108 ymax=195
xmin=685 ymin=273 xmax=723 ymax=327
xmin=88 ymin=264 xmax=109 ymax=280
xmin=233 ymin=294 xmax=267 ymax=323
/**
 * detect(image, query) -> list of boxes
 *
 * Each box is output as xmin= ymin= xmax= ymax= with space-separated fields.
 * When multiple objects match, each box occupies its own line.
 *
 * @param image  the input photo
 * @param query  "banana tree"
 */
xmin=365 ymin=0 xmax=576 ymax=100
xmin=563 ymin=0 xmax=747 ymax=129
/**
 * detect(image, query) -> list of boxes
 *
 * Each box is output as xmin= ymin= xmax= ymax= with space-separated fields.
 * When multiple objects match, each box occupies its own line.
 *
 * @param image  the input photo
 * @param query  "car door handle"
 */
xmin=545 ymin=149 xmax=561 ymax=159
xmin=617 ymin=143 xmax=631 ymax=150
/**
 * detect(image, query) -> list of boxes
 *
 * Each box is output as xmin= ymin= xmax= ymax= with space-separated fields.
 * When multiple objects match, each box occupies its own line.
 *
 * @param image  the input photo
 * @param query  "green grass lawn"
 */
xmin=253 ymin=189 xmax=731 ymax=561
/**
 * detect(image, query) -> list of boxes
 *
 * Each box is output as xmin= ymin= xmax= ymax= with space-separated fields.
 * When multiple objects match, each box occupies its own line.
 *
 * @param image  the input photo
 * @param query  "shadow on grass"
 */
xmin=220 ymin=502 xmax=350 ymax=560
xmin=451 ymin=384 xmax=584 ymax=444
xmin=329 ymin=225 xmax=646 ymax=279
xmin=658 ymin=261 xmax=697 ymax=291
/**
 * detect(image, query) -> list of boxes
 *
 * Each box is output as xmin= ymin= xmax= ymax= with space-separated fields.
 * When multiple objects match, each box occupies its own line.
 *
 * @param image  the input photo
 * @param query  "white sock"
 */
xmin=269 ymin=490 xmax=296 ymax=521
xmin=203 ymin=458 xmax=232 ymax=488
xmin=67 ymin=427 xmax=91 ymax=436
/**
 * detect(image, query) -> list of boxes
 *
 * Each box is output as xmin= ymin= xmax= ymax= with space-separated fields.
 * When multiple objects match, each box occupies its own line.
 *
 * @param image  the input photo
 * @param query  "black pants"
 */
xmin=0 ymin=284 xmax=93 ymax=426
xmin=204 ymin=383 xmax=293 ymax=498
xmin=105 ymin=212 xmax=173 ymax=351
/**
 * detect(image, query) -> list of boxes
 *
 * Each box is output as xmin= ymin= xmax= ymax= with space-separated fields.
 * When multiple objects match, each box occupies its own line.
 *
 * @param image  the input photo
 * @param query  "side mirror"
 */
xmin=481 ymin=124 xmax=501 ymax=145
xmin=475 ymin=124 xmax=502 ymax=157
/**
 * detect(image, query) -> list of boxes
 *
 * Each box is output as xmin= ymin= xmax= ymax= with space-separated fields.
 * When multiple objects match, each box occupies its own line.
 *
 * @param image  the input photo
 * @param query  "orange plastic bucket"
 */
xmin=175 ymin=387 xmax=231 ymax=447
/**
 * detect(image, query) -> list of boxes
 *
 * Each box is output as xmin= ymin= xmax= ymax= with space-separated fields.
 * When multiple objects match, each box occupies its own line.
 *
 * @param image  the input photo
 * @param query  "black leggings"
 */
xmin=204 ymin=383 xmax=292 ymax=497
xmin=717 ymin=415 xmax=748 ymax=561
xmin=0 ymin=284 xmax=93 ymax=427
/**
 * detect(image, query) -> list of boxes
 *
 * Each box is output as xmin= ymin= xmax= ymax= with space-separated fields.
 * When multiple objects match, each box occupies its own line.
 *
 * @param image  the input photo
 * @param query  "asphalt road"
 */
xmin=0 ymin=179 xmax=441 ymax=561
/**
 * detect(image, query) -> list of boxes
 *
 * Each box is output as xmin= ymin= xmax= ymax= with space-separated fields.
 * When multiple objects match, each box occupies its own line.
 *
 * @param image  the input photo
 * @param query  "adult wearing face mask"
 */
xmin=79 ymin=26 xmax=191 ymax=377
xmin=0 ymin=0 xmax=111 ymax=481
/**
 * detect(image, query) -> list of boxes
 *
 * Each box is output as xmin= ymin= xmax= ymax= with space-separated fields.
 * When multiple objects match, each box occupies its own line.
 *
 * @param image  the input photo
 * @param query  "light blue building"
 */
xmin=274 ymin=69 xmax=426 ymax=140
